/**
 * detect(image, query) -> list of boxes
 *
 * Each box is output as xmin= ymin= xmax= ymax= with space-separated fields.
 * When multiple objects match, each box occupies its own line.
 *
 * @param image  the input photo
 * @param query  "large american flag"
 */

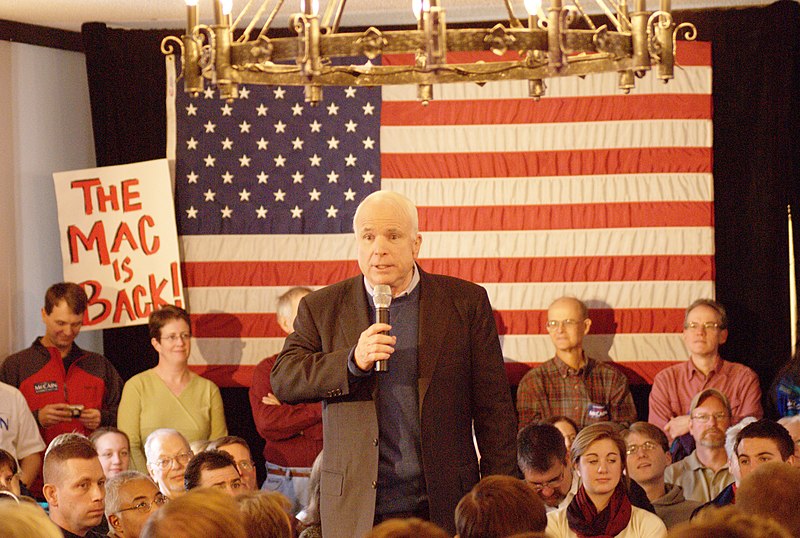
xmin=167 ymin=41 xmax=713 ymax=388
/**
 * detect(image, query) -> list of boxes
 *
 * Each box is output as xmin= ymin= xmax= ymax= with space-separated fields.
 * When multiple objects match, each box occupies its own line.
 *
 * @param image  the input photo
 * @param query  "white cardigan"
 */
xmin=546 ymin=505 xmax=667 ymax=538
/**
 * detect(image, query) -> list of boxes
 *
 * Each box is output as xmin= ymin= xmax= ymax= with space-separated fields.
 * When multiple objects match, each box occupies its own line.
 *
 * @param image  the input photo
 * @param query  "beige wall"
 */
xmin=0 ymin=40 xmax=101 ymax=357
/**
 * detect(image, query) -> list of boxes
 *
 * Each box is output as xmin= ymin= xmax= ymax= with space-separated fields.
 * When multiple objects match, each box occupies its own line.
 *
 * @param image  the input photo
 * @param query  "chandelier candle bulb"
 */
xmin=185 ymin=0 xmax=198 ymax=34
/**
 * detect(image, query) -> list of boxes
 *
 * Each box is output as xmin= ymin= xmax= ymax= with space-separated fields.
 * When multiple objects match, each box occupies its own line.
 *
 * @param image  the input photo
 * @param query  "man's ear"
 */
xmin=42 ymin=483 xmax=58 ymax=506
xmin=109 ymin=514 xmax=123 ymax=534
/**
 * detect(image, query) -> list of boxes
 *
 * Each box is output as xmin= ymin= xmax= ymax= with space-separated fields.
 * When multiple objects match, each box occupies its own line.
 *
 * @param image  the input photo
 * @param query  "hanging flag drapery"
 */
xmin=167 ymin=41 xmax=714 ymax=388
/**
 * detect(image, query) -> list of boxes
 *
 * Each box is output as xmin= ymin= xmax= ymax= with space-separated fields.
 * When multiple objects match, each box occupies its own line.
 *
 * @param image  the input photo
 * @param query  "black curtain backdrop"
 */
xmin=80 ymin=0 xmax=800 ymax=477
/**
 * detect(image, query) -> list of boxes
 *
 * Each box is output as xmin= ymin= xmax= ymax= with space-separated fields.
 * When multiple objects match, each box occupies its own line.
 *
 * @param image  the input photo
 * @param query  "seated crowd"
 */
xmin=2 ymin=281 xmax=800 ymax=537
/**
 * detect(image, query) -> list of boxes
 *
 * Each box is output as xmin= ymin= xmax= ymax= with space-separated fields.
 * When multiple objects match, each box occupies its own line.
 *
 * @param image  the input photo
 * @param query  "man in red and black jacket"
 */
xmin=0 ymin=282 xmax=123 ymax=446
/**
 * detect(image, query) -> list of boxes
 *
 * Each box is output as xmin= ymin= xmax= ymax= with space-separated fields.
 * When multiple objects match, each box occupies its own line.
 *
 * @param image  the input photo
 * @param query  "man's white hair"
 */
xmin=144 ymin=428 xmax=189 ymax=464
xmin=726 ymin=416 xmax=758 ymax=460
xmin=352 ymin=191 xmax=419 ymax=235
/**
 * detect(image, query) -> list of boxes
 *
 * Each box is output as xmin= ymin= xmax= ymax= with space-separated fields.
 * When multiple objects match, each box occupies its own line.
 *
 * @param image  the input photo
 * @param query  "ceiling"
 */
xmin=0 ymin=0 xmax=778 ymax=33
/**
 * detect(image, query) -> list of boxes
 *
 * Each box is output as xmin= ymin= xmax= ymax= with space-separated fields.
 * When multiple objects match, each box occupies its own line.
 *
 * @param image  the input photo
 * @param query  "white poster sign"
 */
xmin=53 ymin=159 xmax=184 ymax=330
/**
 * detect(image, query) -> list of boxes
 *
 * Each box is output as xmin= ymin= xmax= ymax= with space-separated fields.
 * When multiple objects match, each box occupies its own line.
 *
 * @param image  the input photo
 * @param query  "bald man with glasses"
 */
xmin=516 ymin=296 xmax=636 ymax=430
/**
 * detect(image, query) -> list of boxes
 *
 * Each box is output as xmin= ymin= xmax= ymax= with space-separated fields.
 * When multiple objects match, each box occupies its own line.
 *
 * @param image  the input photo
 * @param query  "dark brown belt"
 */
xmin=267 ymin=468 xmax=311 ymax=478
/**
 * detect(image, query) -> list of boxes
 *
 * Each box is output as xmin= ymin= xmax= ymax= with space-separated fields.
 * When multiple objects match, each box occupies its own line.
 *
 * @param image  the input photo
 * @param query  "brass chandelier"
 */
xmin=162 ymin=0 xmax=697 ymax=104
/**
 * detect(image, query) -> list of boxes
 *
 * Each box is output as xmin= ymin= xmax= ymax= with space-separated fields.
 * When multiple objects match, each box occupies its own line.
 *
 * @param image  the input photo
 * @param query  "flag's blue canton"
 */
xmin=175 ymin=80 xmax=381 ymax=235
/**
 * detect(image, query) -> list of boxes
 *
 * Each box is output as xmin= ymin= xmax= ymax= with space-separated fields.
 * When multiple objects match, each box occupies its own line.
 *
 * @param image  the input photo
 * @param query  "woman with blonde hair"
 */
xmin=547 ymin=423 xmax=667 ymax=538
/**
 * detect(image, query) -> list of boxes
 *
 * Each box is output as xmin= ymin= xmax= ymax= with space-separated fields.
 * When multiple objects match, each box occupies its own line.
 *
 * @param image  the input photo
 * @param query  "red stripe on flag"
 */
xmin=419 ymin=201 xmax=713 ymax=231
xmin=381 ymin=148 xmax=713 ymax=178
xmin=494 ymin=308 xmax=686 ymax=335
xmin=190 ymin=361 xmax=681 ymax=388
xmin=189 ymin=308 xmax=687 ymax=338
xmin=382 ymin=94 xmax=712 ymax=126
xmin=183 ymin=255 xmax=713 ymax=288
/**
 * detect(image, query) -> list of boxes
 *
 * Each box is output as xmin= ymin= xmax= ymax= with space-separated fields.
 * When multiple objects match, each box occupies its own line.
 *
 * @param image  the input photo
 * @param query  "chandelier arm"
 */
xmin=501 ymin=0 xmax=524 ymax=29
xmin=571 ymin=0 xmax=596 ymax=30
xmin=232 ymin=0 xmax=256 ymax=35
xmin=593 ymin=0 xmax=622 ymax=31
xmin=258 ymin=0 xmax=288 ymax=39
xmin=160 ymin=36 xmax=185 ymax=79
xmin=614 ymin=0 xmax=632 ymax=30
xmin=331 ymin=0 xmax=348 ymax=34
xmin=239 ymin=0 xmax=273 ymax=42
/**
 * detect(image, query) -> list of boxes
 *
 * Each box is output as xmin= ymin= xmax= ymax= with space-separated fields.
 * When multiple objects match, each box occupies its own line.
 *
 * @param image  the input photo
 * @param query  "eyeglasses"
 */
xmin=152 ymin=452 xmax=193 ymax=470
xmin=527 ymin=467 xmax=565 ymax=492
xmin=683 ymin=321 xmax=723 ymax=331
xmin=691 ymin=412 xmax=729 ymax=423
xmin=625 ymin=441 xmax=659 ymax=455
xmin=161 ymin=332 xmax=191 ymax=343
xmin=545 ymin=319 xmax=583 ymax=331
xmin=117 ymin=494 xmax=169 ymax=514
xmin=235 ymin=460 xmax=255 ymax=472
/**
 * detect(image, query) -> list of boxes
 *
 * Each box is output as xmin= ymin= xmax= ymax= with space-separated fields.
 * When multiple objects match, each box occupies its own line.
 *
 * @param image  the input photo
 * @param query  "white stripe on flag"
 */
xmin=185 ymin=280 xmax=714 ymax=314
xmin=380 ymin=119 xmax=712 ymax=153
xmin=180 ymin=227 xmax=714 ymax=262
xmin=383 ymin=174 xmax=715 ymax=204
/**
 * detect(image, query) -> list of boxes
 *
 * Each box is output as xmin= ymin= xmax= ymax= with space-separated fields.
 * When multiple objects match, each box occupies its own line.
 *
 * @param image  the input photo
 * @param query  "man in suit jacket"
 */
xmin=271 ymin=190 xmax=518 ymax=538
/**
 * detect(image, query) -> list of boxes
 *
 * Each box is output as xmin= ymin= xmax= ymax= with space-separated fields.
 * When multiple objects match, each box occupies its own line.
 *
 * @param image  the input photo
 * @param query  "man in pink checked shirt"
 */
xmin=249 ymin=286 xmax=321 ymax=515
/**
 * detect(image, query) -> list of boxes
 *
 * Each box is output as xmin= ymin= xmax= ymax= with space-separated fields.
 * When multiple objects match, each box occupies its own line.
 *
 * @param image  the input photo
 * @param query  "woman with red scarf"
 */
xmin=546 ymin=423 xmax=667 ymax=538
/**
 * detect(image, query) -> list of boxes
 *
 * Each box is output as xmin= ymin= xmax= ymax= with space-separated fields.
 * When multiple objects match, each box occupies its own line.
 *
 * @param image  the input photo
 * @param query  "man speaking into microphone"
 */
xmin=271 ymin=191 xmax=517 ymax=538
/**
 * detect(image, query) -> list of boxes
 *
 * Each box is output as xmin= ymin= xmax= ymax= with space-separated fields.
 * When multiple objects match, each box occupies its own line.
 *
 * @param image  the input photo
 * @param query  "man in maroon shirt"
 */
xmin=249 ymin=286 xmax=321 ymax=514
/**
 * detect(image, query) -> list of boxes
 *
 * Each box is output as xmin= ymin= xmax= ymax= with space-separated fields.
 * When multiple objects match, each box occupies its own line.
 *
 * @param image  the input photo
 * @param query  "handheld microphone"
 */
xmin=373 ymin=284 xmax=392 ymax=372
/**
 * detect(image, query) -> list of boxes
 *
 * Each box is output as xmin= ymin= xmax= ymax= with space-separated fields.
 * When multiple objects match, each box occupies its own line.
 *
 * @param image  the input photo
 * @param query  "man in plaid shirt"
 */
xmin=516 ymin=296 xmax=637 ymax=430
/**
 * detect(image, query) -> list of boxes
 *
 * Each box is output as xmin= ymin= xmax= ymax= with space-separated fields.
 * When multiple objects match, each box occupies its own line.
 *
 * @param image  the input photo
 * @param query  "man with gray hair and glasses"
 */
xmin=649 ymin=298 xmax=762 ymax=441
xmin=105 ymin=471 xmax=166 ymax=538
xmin=143 ymin=429 xmax=192 ymax=500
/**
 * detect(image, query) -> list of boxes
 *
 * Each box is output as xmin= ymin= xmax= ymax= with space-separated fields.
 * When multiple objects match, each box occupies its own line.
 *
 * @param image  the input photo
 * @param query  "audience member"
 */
xmin=0 ymin=380 xmax=46 ymax=489
xmin=208 ymin=435 xmax=257 ymax=491
xmin=298 ymin=451 xmax=323 ymax=538
xmin=623 ymin=422 xmax=701 ymax=529
xmin=772 ymin=348 xmax=800 ymax=417
xmin=664 ymin=389 xmax=734 ymax=503
xmin=669 ymin=506 xmax=791 ymax=538
xmin=735 ymin=419 xmax=795 ymax=479
xmin=236 ymin=490 xmax=293 ymax=538
xmin=118 ymin=305 xmax=227 ymax=472
xmin=689 ymin=416 xmax=755 ymax=515
xmin=546 ymin=423 xmax=666 ymax=538
xmin=365 ymin=517 xmax=450 ymax=538
xmin=776 ymin=415 xmax=800 ymax=467
xmin=649 ymin=299 xmax=762 ymax=441
xmin=455 ymin=475 xmax=547 ymax=538
xmin=544 ymin=415 xmax=580 ymax=453
xmin=105 ymin=471 xmax=166 ymax=538
xmin=0 ymin=283 xmax=123 ymax=446
xmin=516 ymin=297 xmax=636 ymax=429
xmin=42 ymin=435 xmax=106 ymax=538
xmin=0 ymin=501 xmax=63 ymax=538
xmin=144 ymin=429 xmax=192 ymax=500
xmin=0 ymin=448 xmax=22 ymax=496
xmin=517 ymin=423 xmax=578 ymax=511
xmin=250 ymin=286 xmax=322 ymax=512
xmin=90 ymin=427 xmax=131 ymax=479
xmin=271 ymin=191 xmax=518 ymax=537
xmin=184 ymin=449 xmax=243 ymax=496
xmin=141 ymin=487 xmax=247 ymax=538
xmin=737 ymin=461 xmax=800 ymax=537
